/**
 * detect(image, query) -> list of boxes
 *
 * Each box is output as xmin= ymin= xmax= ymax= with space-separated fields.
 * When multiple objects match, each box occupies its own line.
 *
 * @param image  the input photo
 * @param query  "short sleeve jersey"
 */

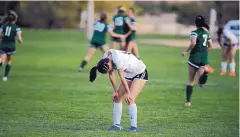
xmin=103 ymin=49 xmax=146 ymax=77
xmin=188 ymin=28 xmax=211 ymax=64
xmin=222 ymin=29 xmax=238 ymax=45
xmin=90 ymin=21 xmax=111 ymax=45
xmin=112 ymin=15 xmax=128 ymax=34
xmin=0 ymin=24 xmax=21 ymax=48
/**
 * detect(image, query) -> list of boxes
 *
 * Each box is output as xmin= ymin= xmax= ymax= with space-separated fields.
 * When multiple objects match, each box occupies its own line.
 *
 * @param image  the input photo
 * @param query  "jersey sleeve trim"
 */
xmin=107 ymin=25 xmax=112 ymax=32
xmin=189 ymin=31 xmax=198 ymax=39
xmin=16 ymin=28 xmax=22 ymax=32
xmin=0 ymin=25 xmax=3 ymax=31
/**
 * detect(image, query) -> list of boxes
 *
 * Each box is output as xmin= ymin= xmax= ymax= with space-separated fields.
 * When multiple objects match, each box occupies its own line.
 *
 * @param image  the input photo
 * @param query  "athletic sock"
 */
xmin=113 ymin=102 xmax=122 ymax=125
xmin=229 ymin=62 xmax=235 ymax=72
xmin=128 ymin=104 xmax=137 ymax=127
xmin=221 ymin=62 xmax=227 ymax=72
xmin=80 ymin=60 xmax=87 ymax=68
xmin=4 ymin=64 xmax=11 ymax=77
xmin=186 ymin=85 xmax=193 ymax=102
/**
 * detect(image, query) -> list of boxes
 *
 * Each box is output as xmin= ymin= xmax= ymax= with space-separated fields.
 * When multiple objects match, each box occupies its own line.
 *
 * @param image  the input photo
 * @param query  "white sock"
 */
xmin=113 ymin=102 xmax=122 ymax=125
xmin=128 ymin=104 xmax=137 ymax=127
xmin=221 ymin=62 xmax=227 ymax=72
xmin=229 ymin=62 xmax=235 ymax=72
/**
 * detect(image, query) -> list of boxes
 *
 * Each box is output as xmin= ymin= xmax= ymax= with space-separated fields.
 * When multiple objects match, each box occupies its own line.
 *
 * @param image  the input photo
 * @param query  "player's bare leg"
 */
xmin=78 ymin=47 xmax=96 ymax=72
xmin=130 ymin=42 xmax=139 ymax=58
xmin=229 ymin=47 xmax=237 ymax=76
xmin=100 ymin=45 xmax=109 ymax=53
xmin=186 ymin=65 xmax=197 ymax=107
xmin=220 ymin=47 xmax=228 ymax=75
xmin=120 ymin=41 xmax=126 ymax=51
xmin=0 ymin=53 xmax=7 ymax=67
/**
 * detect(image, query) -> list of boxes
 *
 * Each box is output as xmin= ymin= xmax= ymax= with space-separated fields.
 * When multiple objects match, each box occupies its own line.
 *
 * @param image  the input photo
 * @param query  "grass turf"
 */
xmin=0 ymin=29 xmax=239 ymax=137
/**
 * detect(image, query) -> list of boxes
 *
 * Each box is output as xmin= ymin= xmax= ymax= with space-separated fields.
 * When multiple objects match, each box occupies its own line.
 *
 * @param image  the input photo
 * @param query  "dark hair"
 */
xmin=118 ymin=6 xmax=125 ymax=14
xmin=3 ymin=10 xmax=18 ymax=25
xmin=129 ymin=8 xmax=134 ymax=13
xmin=217 ymin=27 xmax=224 ymax=44
xmin=100 ymin=12 xmax=107 ymax=22
xmin=89 ymin=58 xmax=110 ymax=82
xmin=195 ymin=15 xmax=210 ymax=30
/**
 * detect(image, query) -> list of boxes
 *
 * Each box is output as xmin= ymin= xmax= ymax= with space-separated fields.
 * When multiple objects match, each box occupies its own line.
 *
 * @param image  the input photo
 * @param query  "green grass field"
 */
xmin=0 ymin=29 xmax=239 ymax=137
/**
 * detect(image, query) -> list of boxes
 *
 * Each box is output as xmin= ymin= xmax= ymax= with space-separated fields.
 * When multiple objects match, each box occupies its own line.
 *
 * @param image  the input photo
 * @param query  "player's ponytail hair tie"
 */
xmin=89 ymin=58 xmax=110 ymax=82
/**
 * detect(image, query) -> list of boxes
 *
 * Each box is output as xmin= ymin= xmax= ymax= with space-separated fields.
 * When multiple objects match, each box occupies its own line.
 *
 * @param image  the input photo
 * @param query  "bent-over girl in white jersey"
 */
xmin=89 ymin=49 xmax=148 ymax=132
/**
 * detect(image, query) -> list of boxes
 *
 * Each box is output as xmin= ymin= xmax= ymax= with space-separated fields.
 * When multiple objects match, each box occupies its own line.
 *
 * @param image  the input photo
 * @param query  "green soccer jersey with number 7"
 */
xmin=189 ymin=28 xmax=211 ymax=64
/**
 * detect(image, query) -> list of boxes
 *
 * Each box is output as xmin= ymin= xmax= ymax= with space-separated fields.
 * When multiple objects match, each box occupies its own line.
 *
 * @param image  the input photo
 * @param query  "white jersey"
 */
xmin=223 ymin=29 xmax=239 ymax=45
xmin=103 ymin=49 xmax=146 ymax=78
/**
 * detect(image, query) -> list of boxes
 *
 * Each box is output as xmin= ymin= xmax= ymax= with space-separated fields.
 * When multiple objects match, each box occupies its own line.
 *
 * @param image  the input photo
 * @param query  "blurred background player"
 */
xmin=0 ymin=10 xmax=22 ymax=81
xmin=111 ymin=6 xmax=128 ymax=51
xmin=78 ymin=13 xmax=126 ymax=72
xmin=89 ymin=49 xmax=148 ymax=132
xmin=181 ymin=15 xmax=213 ymax=107
xmin=125 ymin=8 xmax=140 ymax=58
xmin=217 ymin=27 xmax=238 ymax=76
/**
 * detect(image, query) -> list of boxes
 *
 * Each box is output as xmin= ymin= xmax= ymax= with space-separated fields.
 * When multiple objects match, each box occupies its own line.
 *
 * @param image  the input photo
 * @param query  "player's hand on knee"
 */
xmin=125 ymin=93 xmax=133 ymax=105
xmin=112 ymin=91 xmax=119 ymax=102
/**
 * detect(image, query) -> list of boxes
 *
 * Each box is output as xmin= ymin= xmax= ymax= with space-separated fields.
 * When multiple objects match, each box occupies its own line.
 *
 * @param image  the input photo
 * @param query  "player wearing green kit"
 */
xmin=111 ymin=6 xmax=129 ymax=50
xmin=181 ymin=15 xmax=213 ymax=107
xmin=0 ymin=10 xmax=23 ymax=81
xmin=125 ymin=8 xmax=139 ymax=58
xmin=78 ymin=13 xmax=126 ymax=72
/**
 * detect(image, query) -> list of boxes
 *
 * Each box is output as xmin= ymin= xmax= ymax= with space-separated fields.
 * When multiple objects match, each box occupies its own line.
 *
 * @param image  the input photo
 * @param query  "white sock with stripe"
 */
xmin=128 ymin=104 xmax=137 ymax=127
xmin=221 ymin=62 xmax=227 ymax=72
xmin=113 ymin=102 xmax=122 ymax=125
xmin=229 ymin=62 xmax=235 ymax=72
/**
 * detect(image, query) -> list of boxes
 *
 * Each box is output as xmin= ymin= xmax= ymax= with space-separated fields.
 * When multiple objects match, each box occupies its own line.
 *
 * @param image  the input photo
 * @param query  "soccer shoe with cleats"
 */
xmin=2 ymin=77 xmax=7 ymax=81
xmin=128 ymin=126 xmax=139 ymax=132
xmin=220 ymin=71 xmax=226 ymax=76
xmin=78 ymin=66 xmax=83 ymax=72
xmin=229 ymin=71 xmax=235 ymax=77
xmin=108 ymin=124 xmax=123 ymax=131
xmin=205 ymin=65 xmax=214 ymax=74
xmin=185 ymin=102 xmax=191 ymax=107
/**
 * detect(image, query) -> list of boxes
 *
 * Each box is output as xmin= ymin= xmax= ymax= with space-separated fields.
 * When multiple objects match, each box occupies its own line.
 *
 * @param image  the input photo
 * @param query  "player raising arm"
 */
xmin=78 ymin=13 xmax=127 ymax=72
xmin=0 ymin=10 xmax=22 ymax=81
xmin=181 ymin=15 xmax=213 ymax=107
xmin=89 ymin=49 xmax=148 ymax=132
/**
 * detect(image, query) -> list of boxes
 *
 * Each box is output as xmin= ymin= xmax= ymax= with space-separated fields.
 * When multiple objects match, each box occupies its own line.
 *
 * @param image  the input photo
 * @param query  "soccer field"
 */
xmin=0 ymin=29 xmax=239 ymax=137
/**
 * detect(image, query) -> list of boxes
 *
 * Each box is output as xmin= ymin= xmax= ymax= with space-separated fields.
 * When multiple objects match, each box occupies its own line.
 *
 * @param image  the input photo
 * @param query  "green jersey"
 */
xmin=128 ymin=17 xmax=136 ymax=40
xmin=0 ymin=24 xmax=21 ymax=48
xmin=90 ymin=21 xmax=111 ymax=45
xmin=189 ymin=28 xmax=211 ymax=64
xmin=113 ymin=15 xmax=127 ymax=34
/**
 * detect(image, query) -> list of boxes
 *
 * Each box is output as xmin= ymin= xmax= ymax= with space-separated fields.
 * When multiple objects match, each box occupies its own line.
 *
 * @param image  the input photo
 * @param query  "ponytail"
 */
xmin=89 ymin=66 xmax=98 ymax=82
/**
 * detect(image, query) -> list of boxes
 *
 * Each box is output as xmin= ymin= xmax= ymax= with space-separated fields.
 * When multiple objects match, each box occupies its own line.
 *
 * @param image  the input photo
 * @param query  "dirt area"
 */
xmin=138 ymin=39 xmax=221 ymax=49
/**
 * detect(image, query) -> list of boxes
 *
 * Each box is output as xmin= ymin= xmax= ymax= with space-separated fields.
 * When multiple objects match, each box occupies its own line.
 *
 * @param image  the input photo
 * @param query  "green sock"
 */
xmin=80 ymin=60 xmax=87 ymax=68
xmin=4 ymin=64 xmax=11 ymax=77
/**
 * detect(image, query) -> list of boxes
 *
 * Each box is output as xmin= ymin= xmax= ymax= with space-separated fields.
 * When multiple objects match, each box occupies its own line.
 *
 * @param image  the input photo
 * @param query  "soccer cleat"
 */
xmin=185 ymin=102 xmax=191 ymax=107
xmin=128 ymin=126 xmax=139 ymax=132
xmin=229 ymin=71 xmax=235 ymax=77
xmin=205 ymin=65 xmax=214 ymax=74
xmin=78 ymin=66 xmax=83 ymax=72
xmin=220 ymin=71 xmax=226 ymax=76
xmin=108 ymin=124 xmax=123 ymax=131
xmin=2 ymin=77 xmax=7 ymax=81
